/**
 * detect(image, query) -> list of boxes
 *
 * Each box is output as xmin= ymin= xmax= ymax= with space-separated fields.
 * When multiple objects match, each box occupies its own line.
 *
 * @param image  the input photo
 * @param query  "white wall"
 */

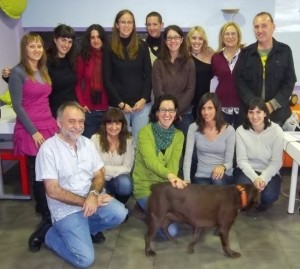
xmin=0 ymin=10 xmax=24 ymax=94
xmin=21 ymin=0 xmax=274 ymax=50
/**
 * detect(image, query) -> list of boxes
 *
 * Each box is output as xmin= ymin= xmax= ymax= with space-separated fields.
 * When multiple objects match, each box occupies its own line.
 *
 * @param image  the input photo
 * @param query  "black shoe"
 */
xmin=28 ymin=219 xmax=52 ymax=252
xmin=91 ymin=231 xmax=105 ymax=244
xmin=122 ymin=214 xmax=129 ymax=223
xmin=255 ymin=203 xmax=268 ymax=212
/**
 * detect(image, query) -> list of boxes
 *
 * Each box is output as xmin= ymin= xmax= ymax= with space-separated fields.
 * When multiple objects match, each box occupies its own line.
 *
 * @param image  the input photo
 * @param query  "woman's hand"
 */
xmin=168 ymin=173 xmax=187 ymax=189
xmin=253 ymin=177 xmax=266 ymax=192
xmin=133 ymin=98 xmax=146 ymax=112
xmin=32 ymin=132 xmax=45 ymax=148
xmin=211 ymin=165 xmax=226 ymax=180
xmin=2 ymin=68 xmax=11 ymax=78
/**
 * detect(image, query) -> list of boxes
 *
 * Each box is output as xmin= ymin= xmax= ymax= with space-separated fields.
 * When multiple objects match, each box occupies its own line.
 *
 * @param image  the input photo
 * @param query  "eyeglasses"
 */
xmin=158 ymin=108 xmax=177 ymax=114
xmin=166 ymin=36 xmax=182 ymax=42
xmin=118 ymin=21 xmax=133 ymax=25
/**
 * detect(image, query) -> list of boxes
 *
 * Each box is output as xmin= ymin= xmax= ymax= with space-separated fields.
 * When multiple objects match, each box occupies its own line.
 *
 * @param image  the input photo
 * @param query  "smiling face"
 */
xmin=189 ymin=30 xmax=205 ymax=54
xmin=116 ymin=13 xmax=134 ymax=38
xmin=247 ymin=107 xmax=266 ymax=130
xmin=223 ymin=25 xmax=238 ymax=49
xmin=90 ymin=29 xmax=103 ymax=50
xmin=165 ymin=29 xmax=183 ymax=53
xmin=26 ymin=40 xmax=44 ymax=64
xmin=253 ymin=14 xmax=275 ymax=48
xmin=156 ymin=100 xmax=177 ymax=129
xmin=146 ymin=16 xmax=163 ymax=38
xmin=54 ymin=37 xmax=73 ymax=57
xmin=106 ymin=121 xmax=122 ymax=138
xmin=57 ymin=106 xmax=85 ymax=143
xmin=201 ymin=100 xmax=216 ymax=123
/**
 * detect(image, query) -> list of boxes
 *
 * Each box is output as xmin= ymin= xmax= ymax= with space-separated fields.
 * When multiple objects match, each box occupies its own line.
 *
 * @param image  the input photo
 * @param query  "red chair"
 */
xmin=0 ymin=149 xmax=30 ymax=195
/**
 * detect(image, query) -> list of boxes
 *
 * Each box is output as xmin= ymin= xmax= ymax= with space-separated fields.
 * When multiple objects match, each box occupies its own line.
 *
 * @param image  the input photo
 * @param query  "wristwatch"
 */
xmin=89 ymin=190 xmax=100 ymax=196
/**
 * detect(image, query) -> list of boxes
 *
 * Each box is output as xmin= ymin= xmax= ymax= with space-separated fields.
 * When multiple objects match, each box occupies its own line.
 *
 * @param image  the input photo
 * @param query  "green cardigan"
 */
xmin=133 ymin=123 xmax=184 ymax=199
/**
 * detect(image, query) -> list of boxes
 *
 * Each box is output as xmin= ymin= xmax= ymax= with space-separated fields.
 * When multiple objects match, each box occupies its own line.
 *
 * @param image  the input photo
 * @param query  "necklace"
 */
xmin=192 ymin=51 xmax=201 ymax=57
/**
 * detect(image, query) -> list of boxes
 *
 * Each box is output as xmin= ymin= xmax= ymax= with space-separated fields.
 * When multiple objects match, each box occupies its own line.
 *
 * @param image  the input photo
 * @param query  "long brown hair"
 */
xmin=20 ymin=32 xmax=51 ymax=84
xmin=111 ymin=9 xmax=139 ymax=60
xmin=98 ymin=108 xmax=131 ymax=154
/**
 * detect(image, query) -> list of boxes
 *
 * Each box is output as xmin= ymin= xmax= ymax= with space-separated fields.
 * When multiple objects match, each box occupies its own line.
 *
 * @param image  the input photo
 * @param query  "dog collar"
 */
xmin=236 ymin=185 xmax=247 ymax=208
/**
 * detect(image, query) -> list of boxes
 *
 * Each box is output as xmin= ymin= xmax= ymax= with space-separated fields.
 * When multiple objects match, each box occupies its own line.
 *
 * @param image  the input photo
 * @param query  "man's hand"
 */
xmin=97 ymin=193 xmax=113 ymax=207
xmin=83 ymin=193 xmax=99 ymax=217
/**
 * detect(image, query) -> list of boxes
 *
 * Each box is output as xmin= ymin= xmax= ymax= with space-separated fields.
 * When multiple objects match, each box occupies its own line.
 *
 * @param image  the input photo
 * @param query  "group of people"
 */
xmin=1 ymin=8 xmax=297 ymax=269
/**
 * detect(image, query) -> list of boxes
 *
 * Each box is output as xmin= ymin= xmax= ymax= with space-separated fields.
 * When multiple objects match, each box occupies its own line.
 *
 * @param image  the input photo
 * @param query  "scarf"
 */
xmin=145 ymin=35 xmax=163 ymax=57
xmin=151 ymin=122 xmax=175 ymax=154
xmin=90 ymin=48 xmax=103 ymax=104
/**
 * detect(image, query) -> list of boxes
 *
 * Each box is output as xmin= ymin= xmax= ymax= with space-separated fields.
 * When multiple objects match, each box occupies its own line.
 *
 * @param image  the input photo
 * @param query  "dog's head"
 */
xmin=236 ymin=184 xmax=259 ymax=211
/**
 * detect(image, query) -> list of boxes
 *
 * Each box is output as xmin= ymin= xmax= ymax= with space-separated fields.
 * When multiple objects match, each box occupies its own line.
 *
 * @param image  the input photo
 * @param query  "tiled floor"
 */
xmin=0 ymin=167 xmax=300 ymax=269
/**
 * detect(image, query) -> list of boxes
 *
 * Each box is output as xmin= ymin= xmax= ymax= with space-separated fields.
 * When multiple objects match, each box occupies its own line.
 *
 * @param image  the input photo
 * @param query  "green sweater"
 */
xmin=133 ymin=123 xmax=184 ymax=199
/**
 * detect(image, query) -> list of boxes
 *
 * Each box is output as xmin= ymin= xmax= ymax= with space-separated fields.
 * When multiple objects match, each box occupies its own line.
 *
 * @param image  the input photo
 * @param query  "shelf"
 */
xmin=221 ymin=8 xmax=240 ymax=14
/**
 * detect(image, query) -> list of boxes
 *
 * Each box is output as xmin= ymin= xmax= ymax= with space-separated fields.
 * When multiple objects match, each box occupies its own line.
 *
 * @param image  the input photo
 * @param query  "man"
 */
xmin=235 ymin=11 xmax=297 ymax=127
xmin=35 ymin=101 xmax=128 ymax=268
xmin=145 ymin=11 xmax=164 ymax=64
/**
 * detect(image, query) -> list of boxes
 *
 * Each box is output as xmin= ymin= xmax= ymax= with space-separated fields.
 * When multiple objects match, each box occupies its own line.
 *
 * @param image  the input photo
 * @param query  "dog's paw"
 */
xmin=145 ymin=250 xmax=156 ymax=257
xmin=187 ymin=247 xmax=194 ymax=254
xmin=227 ymin=250 xmax=241 ymax=258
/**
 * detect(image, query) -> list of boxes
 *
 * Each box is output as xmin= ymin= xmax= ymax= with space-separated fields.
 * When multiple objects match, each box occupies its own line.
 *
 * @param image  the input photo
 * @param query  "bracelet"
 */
xmin=221 ymin=164 xmax=226 ymax=171
xmin=89 ymin=190 xmax=100 ymax=196
xmin=120 ymin=102 xmax=126 ymax=110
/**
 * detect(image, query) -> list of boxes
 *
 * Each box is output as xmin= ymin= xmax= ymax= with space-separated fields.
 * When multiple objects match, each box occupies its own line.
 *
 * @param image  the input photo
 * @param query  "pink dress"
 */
xmin=13 ymin=79 xmax=58 ymax=156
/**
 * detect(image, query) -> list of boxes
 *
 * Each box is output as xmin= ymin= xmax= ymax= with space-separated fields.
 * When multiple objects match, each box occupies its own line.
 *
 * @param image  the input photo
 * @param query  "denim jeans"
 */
xmin=82 ymin=110 xmax=106 ymax=138
xmin=105 ymin=174 xmax=133 ymax=202
xmin=124 ymin=103 xmax=151 ymax=145
xmin=234 ymin=168 xmax=282 ymax=205
xmin=174 ymin=112 xmax=194 ymax=138
xmin=137 ymin=197 xmax=178 ymax=238
xmin=45 ymin=199 xmax=128 ymax=268
xmin=193 ymin=174 xmax=234 ymax=185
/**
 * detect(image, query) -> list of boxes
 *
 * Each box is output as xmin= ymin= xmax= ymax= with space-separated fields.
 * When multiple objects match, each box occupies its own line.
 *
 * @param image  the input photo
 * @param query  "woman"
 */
xmin=183 ymin=93 xmax=235 ymax=184
xmin=235 ymin=97 xmax=283 ymax=211
xmin=152 ymin=25 xmax=196 ymax=136
xmin=91 ymin=108 xmax=134 ymax=205
xmin=75 ymin=24 xmax=109 ymax=138
xmin=103 ymin=9 xmax=152 ymax=144
xmin=8 ymin=33 xmax=58 ymax=250
xmin=211 ymin=22 xmax=244 ymax=128
xmin=133 ymin=94 xmax=187 ymax=236
xmin=47 ymin=24 xmax=77 ymax=117
xmin=186 ymin=26 xmax=213 ymax=119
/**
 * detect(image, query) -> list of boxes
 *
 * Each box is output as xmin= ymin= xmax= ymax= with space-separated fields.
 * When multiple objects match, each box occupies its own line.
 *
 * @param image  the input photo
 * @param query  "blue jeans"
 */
xmin=83 ymin=110 xmax=106 ymax=138
xmin=193 ymin=174 xmax=234 ymax=185
xmin=174 ymin=112 xmax=194 ymax=138
xmin=124 ymin=103 xmax=151 ymax=145
xmin=137 ymin=197 xmax=178 ymax=238
xmin=234 ymin=168 xmax=282 ymax=205
xmin=45 ymin=199 xmax=128 ymax=268
xmin=105 ymin=174 xmax=133 ymax=201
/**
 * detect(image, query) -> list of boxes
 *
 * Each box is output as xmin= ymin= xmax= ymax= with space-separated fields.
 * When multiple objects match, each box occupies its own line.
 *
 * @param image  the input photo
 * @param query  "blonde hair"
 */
xmin=20 ymin=32 xmax=51 ymax=84
xmin=111 ymin=9 xmax=139 ymax=60
xmin=217 ymin=22 xmax=243 ymax=52
xmin=186 ymin=26 xmax=209 ymax=54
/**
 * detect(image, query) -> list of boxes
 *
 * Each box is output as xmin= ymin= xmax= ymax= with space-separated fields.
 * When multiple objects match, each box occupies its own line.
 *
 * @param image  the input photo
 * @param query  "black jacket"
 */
xmin=235 ymin=38 xmax=297 ymax=124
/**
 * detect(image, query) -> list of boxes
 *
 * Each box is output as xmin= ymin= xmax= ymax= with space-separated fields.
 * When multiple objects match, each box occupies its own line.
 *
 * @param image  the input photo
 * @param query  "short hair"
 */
xmin=254 ymin=11 xmax=274 ymax=24
xmin=149 ymin=94 xmax=179 ymax=123
xmin=242 ymin=97 xmax=271 ymax=130
xmin=145 ymin=11 xmax=163 ymax=24
xmin=56 ymin=101 xmax=85 ymax=120
xmin=196 ymin=92 xmax=226 ymax=134
xmin=217 ymin=22 xmax=243 ymax=51
xmin=98 ymin=108 xmax=130 ymax=155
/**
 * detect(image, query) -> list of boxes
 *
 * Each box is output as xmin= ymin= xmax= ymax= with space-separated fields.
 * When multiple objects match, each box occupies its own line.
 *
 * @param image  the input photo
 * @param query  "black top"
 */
xmin=47 ymin=57 xmax=77 ymax=117
xmin=103 ymin=39 xmax=152 ymax=107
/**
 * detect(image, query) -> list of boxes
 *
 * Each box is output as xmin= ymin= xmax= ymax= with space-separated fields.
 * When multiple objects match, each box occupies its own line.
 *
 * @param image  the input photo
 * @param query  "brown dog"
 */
xmin=145 ymin=182 xmax=258 ymax=258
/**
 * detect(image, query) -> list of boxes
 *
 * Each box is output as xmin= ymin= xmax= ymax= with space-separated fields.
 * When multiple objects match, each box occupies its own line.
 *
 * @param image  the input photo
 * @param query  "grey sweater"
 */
xmin=183 ymin=123 xmax=235 ymax=181
xmin=236 ymin=122 xmax=283 ymax=184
